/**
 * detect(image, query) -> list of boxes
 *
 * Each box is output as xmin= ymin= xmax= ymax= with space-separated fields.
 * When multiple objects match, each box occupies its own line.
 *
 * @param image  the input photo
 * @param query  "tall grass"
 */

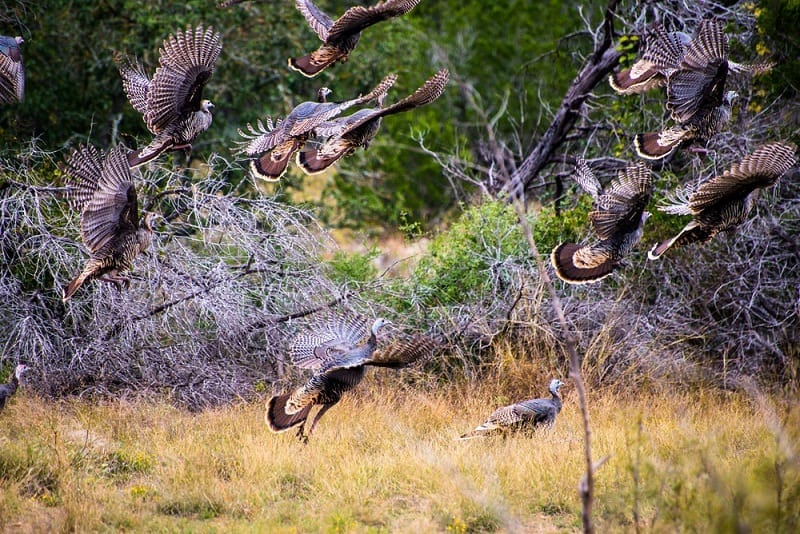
xmin=1 ymin=374 xmax=797 ymax=533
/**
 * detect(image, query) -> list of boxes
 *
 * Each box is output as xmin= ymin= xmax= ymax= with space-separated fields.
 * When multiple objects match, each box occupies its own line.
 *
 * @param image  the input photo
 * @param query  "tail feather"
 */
xmin=459 ymin=423 xmax=497 ymax=440
xmin=648 ymin=222 xmax=712 ymax=260
xmin=266 ymin=393 xmax=313 ymax=432
xmin=296 ymin=146 xmax=343 ymax=175
xmin=288 ymin=47 xmax=342 ymax=78
xmin=608 ymin=68 xmax=664 ymax=95
xmin=250 ymin=139 xmax=300 ymax=182
xmin=128 ymin=136 xmax=173 ymax=168
xmin=551 ymin=242 xmax=615 ymax=284
xmin=634 ymin=130 xmax=683 ymax=160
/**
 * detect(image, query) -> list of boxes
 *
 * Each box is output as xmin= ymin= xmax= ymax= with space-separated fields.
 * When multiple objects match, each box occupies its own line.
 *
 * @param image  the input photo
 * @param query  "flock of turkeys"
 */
xmin=550 ymin=17 xmax=797 ymax=285
xmin=1 ymin=6 xmax=797 ymax=439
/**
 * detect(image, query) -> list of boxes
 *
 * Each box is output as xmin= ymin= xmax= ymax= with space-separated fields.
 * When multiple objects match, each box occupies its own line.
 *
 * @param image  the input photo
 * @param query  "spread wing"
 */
xmin=327 ymin=0 xmax=422 ymax=43
xmin=666 ymin=18 xmax=729 ymax=123
xmin=62 ymin=144 xmax=105 ymax=212
xmin=290 ymin=314 xmax=370 ymax=369
xmin=689 ymin=142 xmax=797 ymax=214
xmin=296 ymin=0 xmax=334 ymax=41
xmin=116 ymin=54 xmax=151 ymax=115
xmin=366 ymin=335 xmax=438 ymax=368
xmin=591 ymin=161 xmax=652 ymax=240
xmin=236 ymin=117 xmax=288 ymax=155
xmin=336 ymin=69 xmax=449 ymax=136
xmin=145 ymin=25 xmax=222 ymax=134
xmin=572 ymin=158 xmax=602 ymax=199
xmin=79 ymin=147 xmax=140 ymax=254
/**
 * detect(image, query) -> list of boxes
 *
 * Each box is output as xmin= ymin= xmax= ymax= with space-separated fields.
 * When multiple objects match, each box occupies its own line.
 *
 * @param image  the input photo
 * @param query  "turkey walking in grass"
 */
xmin=460 ymin=379 xmax=565 ymax=439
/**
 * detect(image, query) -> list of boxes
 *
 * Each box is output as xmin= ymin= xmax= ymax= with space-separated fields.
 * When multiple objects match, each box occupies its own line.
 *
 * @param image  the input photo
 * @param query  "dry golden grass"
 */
xmin=1 ymin=376 xmax=798 ymax=533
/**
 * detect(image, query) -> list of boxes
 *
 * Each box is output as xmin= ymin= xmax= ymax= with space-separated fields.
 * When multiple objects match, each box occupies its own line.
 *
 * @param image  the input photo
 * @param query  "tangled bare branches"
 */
xmin=0 ymin=149 xmax=363 ymax=408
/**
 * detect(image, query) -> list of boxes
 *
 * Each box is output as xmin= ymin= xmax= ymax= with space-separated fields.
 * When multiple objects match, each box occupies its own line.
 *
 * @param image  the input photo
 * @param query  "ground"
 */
xmin=0 ymin=379 xmax=798 ymax=533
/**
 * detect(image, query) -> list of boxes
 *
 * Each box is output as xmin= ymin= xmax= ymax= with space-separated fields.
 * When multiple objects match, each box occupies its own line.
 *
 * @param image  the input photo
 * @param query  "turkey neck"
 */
xmin=7 ymin=374 xmax=19 ymax=395
xmin=551 ymin=388 xmax=562 ymax=412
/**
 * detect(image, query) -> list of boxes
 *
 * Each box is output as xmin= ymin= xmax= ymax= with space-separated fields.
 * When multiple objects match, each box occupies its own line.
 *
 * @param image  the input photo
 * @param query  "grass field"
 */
xmin=1 ymin=377 xmax=798 ymax=533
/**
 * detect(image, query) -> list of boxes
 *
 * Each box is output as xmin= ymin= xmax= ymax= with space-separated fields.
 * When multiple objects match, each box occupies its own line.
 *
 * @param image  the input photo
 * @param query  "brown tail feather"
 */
xmin=634 ymin=131 xmax=681 ymax=160
xmin=288 ymin=54 xmax=333 ymax=78
xmin=297 ymin=146 xmax=345 ymax=175
xmin=608 ymin=68 xmax=663 ymax=95
xmin=648 ymin=222 xmax=712 ymax=260
xmin=128 ymin=137 xmax=173 ymax=168
xmin=266 ymin=393 xmax=312 ymax=432
xmin=550 ymin=243 xmax=615 ymax=284
xmin=250 ymin=141 xmax=299 ymax=182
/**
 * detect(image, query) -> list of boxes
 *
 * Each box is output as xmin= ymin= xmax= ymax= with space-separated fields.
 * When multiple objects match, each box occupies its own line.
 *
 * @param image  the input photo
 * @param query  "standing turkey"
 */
xmin=237 ymin=75 xmax=396 ymax=181
xmin=266 ymin=315 xmax=436 ymax=442
xmin=459 ymin=379 xmax=565 ymax=439
xmin=0 ymin=35 xmax=24 ymax=103
xmin=551 ymin=160 xmax=653 ymax=284
xmin=0 ymin=364 xmax=29 ymax=412
xmin=61 ymin=145 xmax=157 ymax=301
xmin=290 ymin=0 xmax=422 ymax=77
xmin=298 ymin=69 xmax=449 ymax=175
xmin=634 ymin=18 xmax=743 ymax=160
xmin=116 ymin=25 xmax=222 ymax=167
xmin=649 ymin=142 xmax=797 ymax=259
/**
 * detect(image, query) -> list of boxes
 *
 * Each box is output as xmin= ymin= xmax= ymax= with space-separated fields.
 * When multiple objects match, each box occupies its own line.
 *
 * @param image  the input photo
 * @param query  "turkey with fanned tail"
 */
xmin=634 ymin=18 xmax=755 ymax=160
xmin=237 ymin=75 xmax=396 ymax=181
xmin=551 ymin=159 xmax=653 ymax=284
xmin=266 ymin=314 xmax=437 ymax=442
xmin=60 ymin=145 xmax=157 ymax=301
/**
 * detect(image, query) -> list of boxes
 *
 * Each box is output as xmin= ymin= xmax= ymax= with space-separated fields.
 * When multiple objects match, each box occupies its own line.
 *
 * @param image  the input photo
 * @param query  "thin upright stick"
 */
xmin=512 ymin=198 xmax=597 ymax=534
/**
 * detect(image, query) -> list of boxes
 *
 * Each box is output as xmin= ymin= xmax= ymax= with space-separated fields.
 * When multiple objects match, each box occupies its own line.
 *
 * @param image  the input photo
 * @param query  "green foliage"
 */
xmin=746 ymin=1 xmax=800 ymax=105
xmin=326 ymin=248 xmax=379 ymax=285
xmin=532 ymin=195 xmax=592 ymax=252
xmin=408 ymin=200 xmax=526 ymax=307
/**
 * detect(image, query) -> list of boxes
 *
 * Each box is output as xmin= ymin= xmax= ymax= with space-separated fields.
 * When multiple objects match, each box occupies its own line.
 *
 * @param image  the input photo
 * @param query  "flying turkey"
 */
xmin=649 ymin=142 xmax=797 ymax=259
xmin=290 ymin=0 xmax=422 ymax=77
xmin=298 ymin=69 xmax=449 ymax=175
xmin=0 ymin=35 xmax=24 ymax=103
xmin=116 ymin=25 xmax=222 ymax=167
xmin=266 ymin=314 xmax=436 ymax=442
xmin=551 ymin=160 xmax=653 ymax=284
xmin=61 ymin=145 xmax=157 ymax=301
xmin=634 ymin=18 xmax=751 ymax=160
xmin=0 ymin=364 xmax=28 ymax=412
xmin=610 ymin=21 xmax=771 ymax=96
xmin=460 ymin=379 xmax=565 ymax=439
xmin=237 ymin=75 xmax=396 ymax=181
